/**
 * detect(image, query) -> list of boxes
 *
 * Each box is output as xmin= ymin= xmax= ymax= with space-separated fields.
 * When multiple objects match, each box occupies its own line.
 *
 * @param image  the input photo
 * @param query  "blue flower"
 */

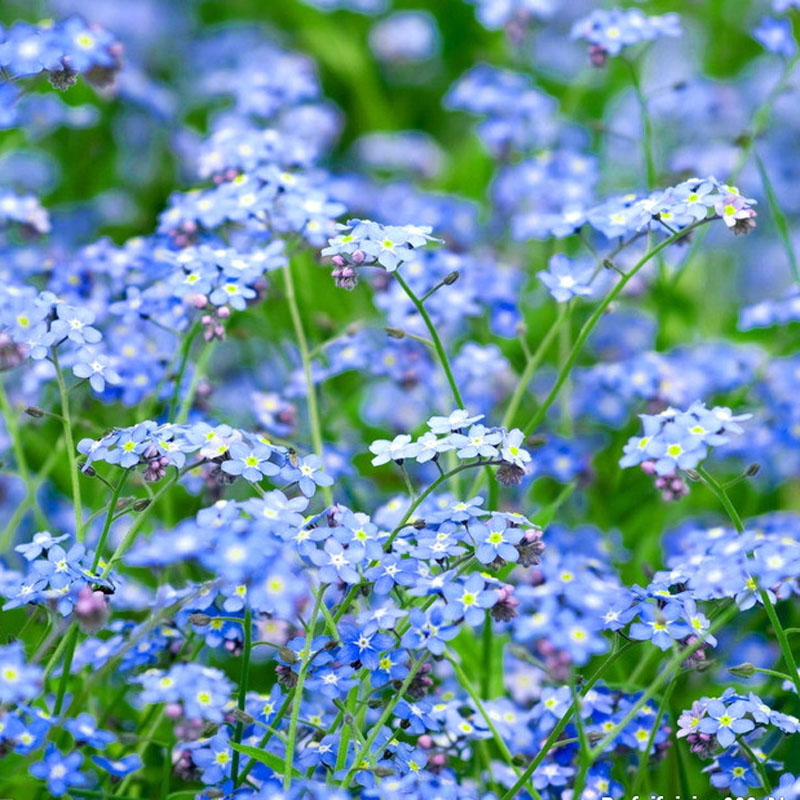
xmin=401 ymin=604 xmax=458 ymax=655
xmin=308 ymin=539 xmax=366 ymax=584
xmin=65 ymin=713 xmax=115 ymax=749
xmin=539 ymin=254 xmax=595 ymax=303
xmin=710 ymin=753 xmax=759 ymax=794
xmin=337 ymin=624 xmax=394 ymax=670
xmin=29 ymin=746 xmax=87 ymax=797
xmin=91 ymin=754 xmax=143 ymax=778
xmin=629 ymin=603 xmax=690 ymax=650
xmin=221 ymin=441 xmax=280 ymax=482
xmin=698 ymin=699 xmax=755 ymax=748
xmin=753 ymin=15 xmax=797 ymax=58
xmin=50 ymin=304 xmax=102 ymax=345
xmin=442 ymin=573 xmax=497 ymax=625
xmin=473 ymin=517 xmax=523 ymax=564
xmin=72 ymin=348 xmax=121 ymax=393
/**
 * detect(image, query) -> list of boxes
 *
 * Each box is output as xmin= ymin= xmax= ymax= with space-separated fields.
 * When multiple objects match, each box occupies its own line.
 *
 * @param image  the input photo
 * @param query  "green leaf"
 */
xmin=228 ymin=741 xmax=303 ymax=778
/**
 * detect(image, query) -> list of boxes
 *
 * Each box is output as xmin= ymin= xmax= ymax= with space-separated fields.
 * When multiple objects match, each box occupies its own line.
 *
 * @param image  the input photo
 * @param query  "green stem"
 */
xmin=52 ymin=624 xmax=79 ymax=715
xmin=100 ymin=468 xmax=181 ymax=578
xmin=168 ymin=322 xmax=199 ymax=422
xmin=384 ymin=459 xmax=504 ymax=550
xmin=588 ymin=604 xmax=738 ymax=762
xmin=175 ymin=337 xmax=216 ymax=425
xmin=737 ymin=735 xmax=771 ymax=789
xmin=696 ymin=465 xmax=800 ymax=697
xmin=446 ymin=653 xmax=539 ymax=799
xmin=91 ymin=471 xmax=129 ymax=572
xmin=283 ymin=260 xmax=333 ymax=506
xmin=231 ymin=605 xmax=253 ymax=785
xmin=631 ymin=669 xmax=678 ymax=793
xmin=284 ymin=588 xmax=324 ymax=789
xmin=339 ymin=653 xmax=427 ymax=789
xmin=394 ymin=270 xmax=464 ymax=408
xmin=624 ymin=56 xmax=657 ymax=188
xmin=0 ymin=439 xmax=62 ymax=552
xmin=753 ymin=151 xmax=800 ymax=287
xmin=523 ymin=219 xmax=710 ymax=436
xmin=503 ymin=305 xmax=567 ymax=430
xmin=500 ymin=639 xmax=636 ymax=800
xmin=52 ymin=348 xmax=83 ymax=539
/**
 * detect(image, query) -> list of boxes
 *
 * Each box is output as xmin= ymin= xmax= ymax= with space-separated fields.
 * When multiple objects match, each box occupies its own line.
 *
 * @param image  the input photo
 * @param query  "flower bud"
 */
xmin=728 ymin=662 xmax=756 ymax=678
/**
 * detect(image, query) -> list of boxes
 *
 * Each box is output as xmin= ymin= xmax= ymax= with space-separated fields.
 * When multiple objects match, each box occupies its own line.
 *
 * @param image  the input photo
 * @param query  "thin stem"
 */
xmin=175 ymin=337 xmax=216 ymax=425
xmin=91 ymin=471 xmax=129 ymax=572
xmin=284 ymin=588 xmax=324 ymax=789
xmin=339 ymin=653 xmax=427 ymax=789
xmin=231 ymin=605 xmax=253 ymax=785
xmin=168 ymin=322 xmax=200 ymax=422
xmin=384 ymin=459 xmax=505 ymax=550
xmin=696 ymin=465 xmax=800 ymax=697
xmin=737 ymin=735 xmax=771 ymax=789
xmin=523 ymin=219 xmax=710 ymax=436
xmin=446 ymin=653 xmax=539 ymax=799
xmin=500 ymin=639 xmax=637 ymax=800
xmin=282 ymin=260 xmax=333 ymax=506
xmin=52 ymin=624 xmax=79 ymax=715
xmin=394 ymin=270 xmax=464 ymax=408
xmin=623 ymin=56 xmax=657 ymax=188
xmin=52 ymin=348 xmax=83 ymax=539
xmin=100 ymin=468 xmax=182 ymax=578
xmin=587 ymin=604 xmax=738 ymax=762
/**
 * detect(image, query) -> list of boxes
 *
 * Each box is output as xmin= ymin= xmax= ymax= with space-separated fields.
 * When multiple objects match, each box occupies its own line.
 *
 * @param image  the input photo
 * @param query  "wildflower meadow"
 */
xmin=3 ymin=0 xmax=800 ymax=798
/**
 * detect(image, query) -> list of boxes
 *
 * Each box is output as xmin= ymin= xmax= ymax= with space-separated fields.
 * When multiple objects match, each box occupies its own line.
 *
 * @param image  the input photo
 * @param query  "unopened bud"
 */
xmin=132 ymin=499 xmax=151 ymax=512
xmin=385 ymin=327 xmax=405 ymax=339
xmin=343 ymin=713 xmax=355 ymax=725
xmin=728 ymin=662 xmax=756 ymax=678
xmin=412 ymin=519 xmax=426 ymax=530
xmin=25 ymin=406 xmax=45 ymax=418
xmin=82 ymin=465 xmax=97 ymax=477
xmin=278 ymin=646 xmax=298 ymax=664
xmin=189 ymin=613 xmax=212 ymax=626
xmin=115 ymin=497 xmax=132 ymax=512
xmin=230 ymin=708 xmax=254 ymax=725
xmin=374 ymin=767 xmax=394 ymax=778
xmin=443 ymin=271 xmax=459 ymax=285
xmin=684 ymin=469 xmax=700 ymax=482
xmin=745 ymin=463 xmax=760 ymax=477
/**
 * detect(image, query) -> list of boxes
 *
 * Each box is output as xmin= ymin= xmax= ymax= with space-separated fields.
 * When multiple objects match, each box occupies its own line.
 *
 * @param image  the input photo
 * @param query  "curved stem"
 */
xmin=175 ymin=337 xmax=216 ymax=425
xmin=394 ymin=270 xmax=464 ymax=409
xmin=339 ymin=653 xmax=427 ymax=789
xmin=696 ymin=465 xmax=800 ymax=697
xmin=231 ymin=605 xmax=253 ymax=785
xmin=52 ymin=348 xmax=84 ymax=540
xmin=624 ymin=56 xmax=657 ymax=188
xmin=91 ymin=470 xmax=129 ymax=572
xmin=523 ymin=219 xmax=710 ymax=436
xmin=168 ymin=322 xmax=199 ymax=422
xmin=283 ymin=260 xmax=333 ymax=506
xmin=384 ymin=459 xmax=504 ymax=550
xmin=284 ymin=588 xmax=324 ymax=789
xmin=499 ymin=638 xmax=636 ymax=800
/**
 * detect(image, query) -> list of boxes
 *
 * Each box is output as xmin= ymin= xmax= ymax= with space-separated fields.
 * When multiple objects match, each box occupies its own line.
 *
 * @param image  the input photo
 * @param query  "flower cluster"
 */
xmin=0 ymin=16 xmax=121 ymax=87
xmin=571 ymin=7 xmax=681 ymax=62
xmin=678 ymin=689 xmax=799 ymax=793
xmin=321 ymin=218 xmax=439 ymax=287
xmin=620 ymin=401 xmax=751 ymax=476
xmin=369 ymin=409 xmax=532 ymax=485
